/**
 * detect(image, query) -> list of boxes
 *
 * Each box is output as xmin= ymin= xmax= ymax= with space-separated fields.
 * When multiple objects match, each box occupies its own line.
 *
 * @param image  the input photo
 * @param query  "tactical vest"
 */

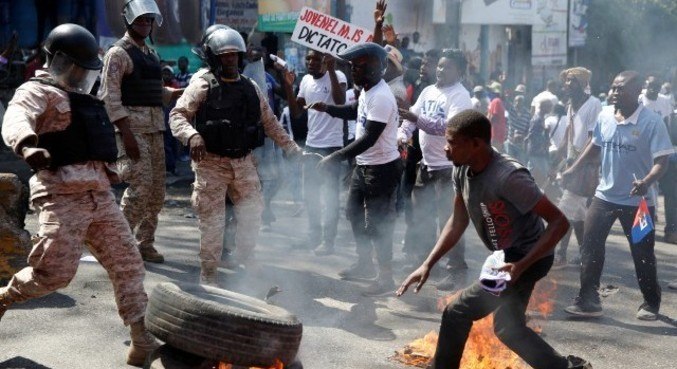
xmin=115 ymin=40 xmax=163 ymax=107
xmin=196 ymin=72 xmax=264 ymax=158
xmin=31 ymin=77 xmax=118 ymax=169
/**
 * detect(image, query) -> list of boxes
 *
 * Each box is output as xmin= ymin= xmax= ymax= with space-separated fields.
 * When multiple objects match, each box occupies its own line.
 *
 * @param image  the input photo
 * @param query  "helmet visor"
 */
xmin=49 ymin=52 xmax=100 ymax=94
xmin=124 ymin=0 xmax=163 ymax=26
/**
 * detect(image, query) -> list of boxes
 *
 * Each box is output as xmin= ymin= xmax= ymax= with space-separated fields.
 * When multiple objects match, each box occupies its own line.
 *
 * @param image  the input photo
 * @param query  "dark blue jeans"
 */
xmin=659 ymin=158 xmax=677 ymax=234
xmin=578 ymin=197 xmax=661 ymax=310
xmin=346 ymin=159 xmax=403 ymax=265
xmin=433 ymin=254 xmax=567 ymax=369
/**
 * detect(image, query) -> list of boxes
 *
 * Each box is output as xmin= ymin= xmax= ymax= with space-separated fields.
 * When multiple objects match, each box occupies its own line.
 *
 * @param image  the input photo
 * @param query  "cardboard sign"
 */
xmin=291 ymin=7 xmax=373 ymax=57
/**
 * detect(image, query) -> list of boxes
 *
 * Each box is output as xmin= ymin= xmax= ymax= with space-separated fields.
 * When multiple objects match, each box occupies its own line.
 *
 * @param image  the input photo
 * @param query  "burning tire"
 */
xmin=146 ymin=283 xmax=303 ymax=367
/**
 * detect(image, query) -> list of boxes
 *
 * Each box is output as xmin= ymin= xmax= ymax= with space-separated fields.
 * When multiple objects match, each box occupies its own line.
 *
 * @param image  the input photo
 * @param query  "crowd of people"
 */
xmin=0 ymin=0 xmax=675 ymax=368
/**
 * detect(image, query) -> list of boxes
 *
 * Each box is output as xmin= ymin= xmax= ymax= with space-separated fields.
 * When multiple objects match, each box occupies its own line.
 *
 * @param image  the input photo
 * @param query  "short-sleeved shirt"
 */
xmin=297 ymin=72 xmax=345 ymax=148
xmin=355 ymin=79 xmax=399 ymax=165
xmin=454 ymin=151 xmax=545 ymax=257
xmin=592 ymin=105 xmax=675 ymax=206
xmin=640 ymin=94 xmax=672 ymax=123
xmin=566 ymin=95 xmax=602 ymax=154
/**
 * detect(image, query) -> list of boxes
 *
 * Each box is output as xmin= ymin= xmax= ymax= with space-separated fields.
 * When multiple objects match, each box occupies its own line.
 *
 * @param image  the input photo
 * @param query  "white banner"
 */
xmin=291 ymin=7 xmax=374 ymax=57
xmin=532 ymin=0 xmax=568 ymax=66
xmin=462 ymin=0 xmax=537 ymax=25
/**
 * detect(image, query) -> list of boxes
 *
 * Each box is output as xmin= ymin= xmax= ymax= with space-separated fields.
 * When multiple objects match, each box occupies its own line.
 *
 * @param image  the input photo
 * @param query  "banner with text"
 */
xmin=291 ymin=7 xmax=374 ymax=57
xmin=258 ymin=0 xmax=331 ymax=33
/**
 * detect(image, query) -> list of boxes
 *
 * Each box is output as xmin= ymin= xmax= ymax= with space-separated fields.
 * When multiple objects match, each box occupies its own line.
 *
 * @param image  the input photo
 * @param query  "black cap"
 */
xmin=43 ymin=23 xmax=102 ymax=70
xmin=337 ymin=42 xmax=387 ymax=64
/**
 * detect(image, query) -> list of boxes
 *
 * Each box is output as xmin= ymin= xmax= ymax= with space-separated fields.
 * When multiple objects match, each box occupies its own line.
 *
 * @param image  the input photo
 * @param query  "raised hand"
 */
xmin=374 ymin=0 xmax=387 ymax=25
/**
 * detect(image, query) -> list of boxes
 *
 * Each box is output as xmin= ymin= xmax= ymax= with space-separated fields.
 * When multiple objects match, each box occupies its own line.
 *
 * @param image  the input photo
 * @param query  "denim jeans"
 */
xmin=433 ymin=254 xmax=567 ymax=369
xmin=303 ymin=146 xmax=342 ymax=245
xmin=578 ymin=197 xmax=661 ymax=310
xmin=346 ymin=159 xmax=403 ymax=265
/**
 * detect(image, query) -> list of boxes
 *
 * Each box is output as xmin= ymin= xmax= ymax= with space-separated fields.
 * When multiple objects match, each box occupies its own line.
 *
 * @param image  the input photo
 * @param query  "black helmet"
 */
xmin=43 ymin=23 xmax=102 ymax=70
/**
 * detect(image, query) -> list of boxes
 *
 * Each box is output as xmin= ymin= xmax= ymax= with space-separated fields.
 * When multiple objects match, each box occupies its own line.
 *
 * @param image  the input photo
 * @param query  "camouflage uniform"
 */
xmin=99 ymin=33 xmax=174 ymax=259
xmin=170 ymin=75 xmax=301 ymax=275
xmin=0 ymin=70 xmax=148 ymax=325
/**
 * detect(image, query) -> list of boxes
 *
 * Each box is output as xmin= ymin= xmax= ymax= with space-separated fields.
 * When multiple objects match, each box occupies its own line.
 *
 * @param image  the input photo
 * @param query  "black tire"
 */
xmin=146 ymin=283 xmax=303 ymax=367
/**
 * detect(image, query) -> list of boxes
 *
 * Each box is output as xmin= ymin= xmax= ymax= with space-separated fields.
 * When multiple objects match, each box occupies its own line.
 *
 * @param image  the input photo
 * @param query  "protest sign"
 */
xmin=291 ymin=7 xmax=374 ymax=57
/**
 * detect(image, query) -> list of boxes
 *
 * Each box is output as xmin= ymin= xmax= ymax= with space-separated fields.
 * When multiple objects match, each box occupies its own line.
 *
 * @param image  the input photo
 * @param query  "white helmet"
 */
xmin=122 ymin=0 xmax=163 ymax=27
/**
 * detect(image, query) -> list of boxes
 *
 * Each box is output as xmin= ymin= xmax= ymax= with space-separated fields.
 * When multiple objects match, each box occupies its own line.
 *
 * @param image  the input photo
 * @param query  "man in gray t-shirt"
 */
xmin=397 ymin=110 xmax=590 ymax=369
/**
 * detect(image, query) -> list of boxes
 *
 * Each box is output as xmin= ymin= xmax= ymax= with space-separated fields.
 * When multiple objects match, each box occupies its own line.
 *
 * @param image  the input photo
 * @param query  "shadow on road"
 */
xmin=0 ymin=356 xmax=53 ymax=369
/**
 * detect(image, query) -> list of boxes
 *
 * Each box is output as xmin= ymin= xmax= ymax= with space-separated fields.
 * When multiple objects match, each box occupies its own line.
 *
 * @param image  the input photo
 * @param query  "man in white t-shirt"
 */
xmin=398 ymin=49 xmax=473 ymax=291
xmin=281 ymin=50 xmax=346 ymax=255
xmin=311 ymin=43 xmax=403 ymax=296
xmin=640 ymin=76 xmax=672 ymax=125
xmin=552 ymin=67 xmax=602 ymax=269
xmin=531 ymin=79 xmax=560 ymax=116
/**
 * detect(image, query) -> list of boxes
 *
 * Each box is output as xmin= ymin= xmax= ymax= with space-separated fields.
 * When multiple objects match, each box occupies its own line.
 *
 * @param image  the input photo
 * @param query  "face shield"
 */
xmin=49 ymin=51 xmax=100 ymax=94
xmin=123 ymin=0 xmax=163 ymax=26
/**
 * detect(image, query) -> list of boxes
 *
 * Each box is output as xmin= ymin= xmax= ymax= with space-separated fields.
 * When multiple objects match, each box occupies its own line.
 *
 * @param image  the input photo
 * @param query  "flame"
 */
xmin=218 ymin=359 xmax=284 ymax=369
xmin=393 ymin=278 xmax=557 ymax=368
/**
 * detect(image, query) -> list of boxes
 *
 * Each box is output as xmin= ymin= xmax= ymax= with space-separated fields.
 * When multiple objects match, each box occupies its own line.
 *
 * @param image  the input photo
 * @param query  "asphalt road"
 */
xmin=1 ymin=180 xmax=676 ymax=369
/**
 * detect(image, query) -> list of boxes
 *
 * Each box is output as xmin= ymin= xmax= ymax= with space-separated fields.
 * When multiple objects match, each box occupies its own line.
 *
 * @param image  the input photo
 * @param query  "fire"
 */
xmin=218 ymin=359 xmax=284 ymax=369
xmin=393 ymin=278 xmax=557 ymax=368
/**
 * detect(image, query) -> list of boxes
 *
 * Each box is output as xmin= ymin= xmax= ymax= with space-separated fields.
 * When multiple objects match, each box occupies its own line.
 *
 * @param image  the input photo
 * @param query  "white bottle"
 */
xmin=269 ymin=54 xmax=288 ymax=69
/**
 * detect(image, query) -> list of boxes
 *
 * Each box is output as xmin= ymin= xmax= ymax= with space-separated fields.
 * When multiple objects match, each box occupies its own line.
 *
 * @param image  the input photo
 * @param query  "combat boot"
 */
xmin=200 ymin=263 xmax=219 ymax=287
xmin=362 ymin=264 xmax=396 ymax=296
xmin=140 ymin=246 xmax=165 ymax=263
xmin=127 ymin=319 xmax=160 ymax=367
xmin=0 ymin=286 xmax=12 ymax=322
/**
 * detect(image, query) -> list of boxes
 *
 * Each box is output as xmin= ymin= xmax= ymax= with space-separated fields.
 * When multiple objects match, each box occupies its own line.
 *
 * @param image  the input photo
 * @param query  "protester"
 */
xmin=525 ymin=98 xmax=554 ymax=185
xmin=99 ymin=0 xmax=183 ymax=263
xmin=310 ymin=42 xmax=403 ymax=296
xmin=281 ymin=49 xmax=346 ymax=256
xmin=531 ymin=79 xmax=560 ymax=116
xmin=0 ymin=23 xmax=157 ymax=367
xmin=471 ymin=85 xmax=490 ymax=115
xmin=505 ymin=95 xmax=531 ymax=164
xmin=397 ymin=109 xmax=590 ymax=369
xmin=563 ymin=71 xmax=674 ymax=320
xmin=398 ymin=48 xmax=473 ymax=291
xmin=487 ymin=81 xmax=507 ymax=152
xmin=551 ymin=67 xmax=602 ymax=268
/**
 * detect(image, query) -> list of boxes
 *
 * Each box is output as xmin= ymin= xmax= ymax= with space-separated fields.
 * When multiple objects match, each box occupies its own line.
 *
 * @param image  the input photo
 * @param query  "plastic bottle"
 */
xmin=269 ymin=54 xmax=288 ymax=69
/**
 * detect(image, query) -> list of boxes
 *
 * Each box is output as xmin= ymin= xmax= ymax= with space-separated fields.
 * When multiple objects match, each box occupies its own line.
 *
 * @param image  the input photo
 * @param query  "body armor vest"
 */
xmin=32 ymin=77 xmax=118 ymax=169
xmin=115 ymin=40 xmax=163 ymax=107
xmin=196 ymin=72 xmax=264 ymax=158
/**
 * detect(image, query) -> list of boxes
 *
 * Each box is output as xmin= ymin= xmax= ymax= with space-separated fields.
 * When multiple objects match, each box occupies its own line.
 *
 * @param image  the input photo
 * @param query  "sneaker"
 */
xmin=668 ymin=280 xmax=677 ymax=290
xmin=361 ymin=277 xmax=396 ymax=297
xmin=636 ymin=303 xmax=658 ymax=321
xmin=0 ymin=287 xmax=10 ymax=322
xmin=127 ymin=321 xmax=161 ymax=367
xmin=140 ymin=246 xmax=165 ymax=263
xmin=566 ymin=355 xmax=592 ymax=369
xmin=314 ymin=243 xmax=335 ymax=256
xmin=338 ymin=261 xmax=377 ymax=281
xmin=551 ymin=255 xmax=568 ymax=270
xmin=564 ymin=297 xmax=603 ymax=318
xmin=435 ymin=274 xmax=457 ymax=291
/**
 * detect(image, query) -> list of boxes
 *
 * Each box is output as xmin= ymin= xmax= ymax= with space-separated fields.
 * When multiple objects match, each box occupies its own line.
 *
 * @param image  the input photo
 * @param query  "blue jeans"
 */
xmin=578 ymin=197 xmax=661 ymax=310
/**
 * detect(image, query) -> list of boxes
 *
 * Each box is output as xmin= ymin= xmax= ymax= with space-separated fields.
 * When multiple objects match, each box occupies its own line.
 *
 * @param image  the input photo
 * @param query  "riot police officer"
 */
xmin=169 ymin=28 xmax=306 ymax=286
xmin=99 ymin=0 xmax=182 ymax=263
xmin=0 ymin=24 xmax=157 ymax=367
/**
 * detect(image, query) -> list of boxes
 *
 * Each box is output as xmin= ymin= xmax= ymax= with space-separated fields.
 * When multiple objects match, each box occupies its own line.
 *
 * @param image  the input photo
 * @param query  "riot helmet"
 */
xmin=122 ymin=0 xmax=163 ymax=27
xmin=204 ymin=28 xmax=246 ymax=75
xmin=191 ymin=24 xmax=231 ymax=60
xmin=43 ymin=23 xmax=102 ymax=94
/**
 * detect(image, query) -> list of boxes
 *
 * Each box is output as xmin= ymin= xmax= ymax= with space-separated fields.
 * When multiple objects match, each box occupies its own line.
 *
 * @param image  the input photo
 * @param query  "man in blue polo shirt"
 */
xmin=563 ymin=71 xmax=674 ymax=320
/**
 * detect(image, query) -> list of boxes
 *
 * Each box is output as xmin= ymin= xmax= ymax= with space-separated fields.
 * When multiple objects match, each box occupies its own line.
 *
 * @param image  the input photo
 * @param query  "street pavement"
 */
xmin=1 ymin=175 xmax=676 ymax=369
